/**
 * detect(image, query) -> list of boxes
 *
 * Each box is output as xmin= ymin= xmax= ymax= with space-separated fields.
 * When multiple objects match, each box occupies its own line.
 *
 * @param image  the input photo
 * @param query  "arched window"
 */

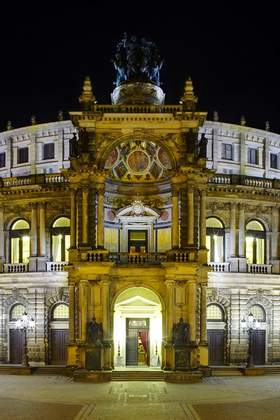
xmin=10 ymin=219 xmax=30 ymax=263
xmin=250 ymin=304 xmax=266 ymax=322
xmin=51 ymin=217 xmax=70 ymax=262
xmin=52 ymin=303 xmax=69 ymax=320
xmin=246 ymin=220 xmax=265 ymax=264
xmin=10 ymin=303 xmax=25 ymax=321
xmin=206 ymin=217 xmax=225 ymax=263
xmin=207 ymin=304 xmax=224 ymax=321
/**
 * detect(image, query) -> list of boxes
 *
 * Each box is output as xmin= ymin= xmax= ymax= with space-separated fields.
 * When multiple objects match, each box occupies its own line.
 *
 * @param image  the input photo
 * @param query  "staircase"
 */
xmin=33 ymin=366 xmax=74 ymax=376
xmin=112 ymin=369 xmax=164 ymax=381
xmin=210 ymin=367 xmax=243 ymax=376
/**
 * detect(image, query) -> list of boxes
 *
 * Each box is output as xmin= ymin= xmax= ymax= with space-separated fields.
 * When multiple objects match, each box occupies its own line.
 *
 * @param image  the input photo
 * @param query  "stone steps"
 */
xmin=210 ymin=367 xmax=244 ymax=376
xmin=112 ymin=370 xmax=164 ymax=381
xmin=33 ymin=366 xmax=74 ymax=376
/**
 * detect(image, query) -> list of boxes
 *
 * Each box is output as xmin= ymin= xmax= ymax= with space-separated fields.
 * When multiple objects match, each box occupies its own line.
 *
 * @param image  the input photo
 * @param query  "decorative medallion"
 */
xmin=127 ymin=150 xmax=149 ymax=173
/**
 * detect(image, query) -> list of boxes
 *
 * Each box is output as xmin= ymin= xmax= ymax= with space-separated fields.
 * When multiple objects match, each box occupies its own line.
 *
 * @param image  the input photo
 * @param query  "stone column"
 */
xmin=187 ymin=187 xmax=194 ymax=246
xmin=79 ymin=280 xmax=88 ymax=342
xmin=271 ymin=207 xmax=279 ymax=259
xmin=97 ymin=184 xmax=105 ymax=248
xmin=200 ymin=190 xmax=206 ymax=249
xmin=200 ymin=284 xmax=207 ymax=344
xmin=70 ymin=189 xmax=77 ymax=248
xmin=230 ymin=202 xmax=237 ymax=257
xmin=0 ymin=207 xmax=4 ymax=271
xmin=101 ymin=280 xmax=110 ymax=339
xmin=188 ymin=281 xmax=197 ymax=343
xmin=30 ymin=204 xmax=38 ymax=256
xmin=171 ymin=187 xmax=179 ymax=248
xmin=82 ymin=188 xmax=88 ymax=246
xmin=69 ymin=281 xmax=75 ymax=343
xmin=38 ymin=203 xmax=46 ymax=256
xmin=166 ymin=279 xmax=175 ymax=340
xmin=238 ymin=204 xmax=247 ymax=272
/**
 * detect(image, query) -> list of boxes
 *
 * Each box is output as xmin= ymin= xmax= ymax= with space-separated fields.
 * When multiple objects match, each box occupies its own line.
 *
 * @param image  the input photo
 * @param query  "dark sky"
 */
xmin=0 ymin=2 xmax=279 ymax=132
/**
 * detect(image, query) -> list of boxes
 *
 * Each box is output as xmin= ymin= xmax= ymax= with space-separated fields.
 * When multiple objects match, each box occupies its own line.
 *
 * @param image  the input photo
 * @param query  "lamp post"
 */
xmin=241 ymin=312 xmax=259 ymax=368
xmin=16 ymin=311 xmax=35 ymax=367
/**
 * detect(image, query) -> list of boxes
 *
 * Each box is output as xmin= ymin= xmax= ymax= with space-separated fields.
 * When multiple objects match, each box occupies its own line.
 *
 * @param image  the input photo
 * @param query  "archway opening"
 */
xmin=114 ymin=287 xmax=162 ymax=368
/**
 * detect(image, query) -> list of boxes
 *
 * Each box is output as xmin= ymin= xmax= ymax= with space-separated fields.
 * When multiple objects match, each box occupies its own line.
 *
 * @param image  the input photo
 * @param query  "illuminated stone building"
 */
xmin=0 ymin=37 xmax=280 ymax=376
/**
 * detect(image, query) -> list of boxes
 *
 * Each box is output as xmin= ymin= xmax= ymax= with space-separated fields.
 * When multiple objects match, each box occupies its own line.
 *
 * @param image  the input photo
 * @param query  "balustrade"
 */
xmin=4 ymin=263 xmax=28 ymax=273
xmin=208 ymin=262 xmax=231 ymax=272
xmin=46 ymin=261 xmax=68 ymax=271
xmin=247 ymin=264 xmax=272 ymax=274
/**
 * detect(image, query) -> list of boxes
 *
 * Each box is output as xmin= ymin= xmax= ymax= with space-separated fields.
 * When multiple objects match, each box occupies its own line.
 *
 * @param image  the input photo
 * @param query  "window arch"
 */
xmin=52 ymin=303 xmax=69 ymax=320
xmin=51 ymin=217 xmax=70 ymax=262
xmin=207 ymin=304 xmax=224 ymax=321
xmin=246 ymin=220 xmax=266 ymax=264
xmin=10 ymin=303 xmax=25 ymax=321
xmin=206 ymin=217 xmax=225 ymax=263
xmin=250 ymin=304 xmax=266 ymax=322
xmin=10 ymin=219 xmax=30 ymax=263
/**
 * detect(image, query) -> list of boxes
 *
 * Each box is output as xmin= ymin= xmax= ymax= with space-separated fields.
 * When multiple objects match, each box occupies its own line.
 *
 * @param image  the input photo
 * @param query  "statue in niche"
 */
xmin=112 ymin=33 xmax=163 ymax=87
xmin=197 ymin=133 xmax=208 ymax=159
xmin=69 ymin=133 xmax=79 ymax=158
xmin=87 ymin=316 xmax=103 ymax=345
xmin=172 ymin=317 xmax=189 ymax=346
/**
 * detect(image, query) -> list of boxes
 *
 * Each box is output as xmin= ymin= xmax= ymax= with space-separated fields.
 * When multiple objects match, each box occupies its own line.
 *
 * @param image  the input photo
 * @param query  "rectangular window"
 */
xmin=43 ymin=143 xmax=55 ymax=160
xmin=17 ymin=147 xmax=29 ymax=164
xmin=270 ymin=153 xmax=278 ymax=169
xmin=247 ymin=148 xmax=259 ymax=165
xmin=221 ymin=143 xmax=233 ymax=160
xmin=0 ymin=152 xmax=6 ymax=168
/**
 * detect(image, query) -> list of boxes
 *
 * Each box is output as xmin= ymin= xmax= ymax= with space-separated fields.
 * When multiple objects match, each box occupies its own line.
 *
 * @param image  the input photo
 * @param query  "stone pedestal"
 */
xmin=173 ymin=346 xmax=191 ymax=370
xmin=85 ymin=345 xmax=104 ymax=370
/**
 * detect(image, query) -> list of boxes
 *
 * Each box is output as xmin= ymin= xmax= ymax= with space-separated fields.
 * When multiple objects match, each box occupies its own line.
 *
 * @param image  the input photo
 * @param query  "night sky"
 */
xmin=0 ymin=2 xmax=279 ymax=132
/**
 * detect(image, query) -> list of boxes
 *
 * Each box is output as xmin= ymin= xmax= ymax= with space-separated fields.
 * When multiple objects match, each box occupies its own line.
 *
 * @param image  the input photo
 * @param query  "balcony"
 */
xmin=109 ymin=252 xmax=167 ymax=265
xmin=208 ymin=262 xmax=231 ymax=272
xmin=247 ymin=264 xmax=272 ymax=274
xmin=3 ymin=263 xmax=28 ymax=273
xmin=208 ymin=174 xmax=280 ymax=189
xmin=46 ymin=262 xmax=68 ymax=271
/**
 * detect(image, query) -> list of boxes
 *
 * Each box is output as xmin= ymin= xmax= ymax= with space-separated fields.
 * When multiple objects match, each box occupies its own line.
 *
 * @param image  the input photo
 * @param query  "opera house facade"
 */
xmin=0 ymin=36 xmax=279 ymax=379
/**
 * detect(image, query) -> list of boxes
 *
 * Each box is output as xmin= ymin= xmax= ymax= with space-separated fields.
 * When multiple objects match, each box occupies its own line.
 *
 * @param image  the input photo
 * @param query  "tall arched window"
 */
xmin=51 ymin=217 xmax=70 ymax=262
xmin=52 ymin=303 xmax=69 ymax=320
xmin=10 ymin=303 xmax=25 ymax=321
xmin=206 ymin=217 xmax=225 ymax=263
xmin=207 ymin=304 xmax=224 ymax=321
xmin=250 ymin=304 xmax=266 ymax=322
xmin=10 ymin=219 xmax=30 ymax=263
xmin=246 ymin=220 xmax=265 ymax=264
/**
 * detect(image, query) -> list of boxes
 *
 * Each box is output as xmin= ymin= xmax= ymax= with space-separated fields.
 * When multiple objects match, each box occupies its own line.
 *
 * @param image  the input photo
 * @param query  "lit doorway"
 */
xmin=114 ymin=287 xmax=162 ymax=368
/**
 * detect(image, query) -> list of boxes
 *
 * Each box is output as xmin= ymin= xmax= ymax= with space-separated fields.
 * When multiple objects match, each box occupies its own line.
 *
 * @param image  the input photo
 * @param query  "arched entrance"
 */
xmin=114 ymin=287 xmax=162 ymax=368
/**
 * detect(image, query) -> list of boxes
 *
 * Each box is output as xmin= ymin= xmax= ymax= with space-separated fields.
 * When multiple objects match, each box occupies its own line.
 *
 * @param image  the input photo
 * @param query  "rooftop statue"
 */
xmin=112 ymin=33 xmax=163 ymax=87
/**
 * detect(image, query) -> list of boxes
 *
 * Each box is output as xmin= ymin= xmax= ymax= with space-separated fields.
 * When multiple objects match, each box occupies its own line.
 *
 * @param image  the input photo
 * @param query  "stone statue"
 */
xmin=78 ymin=128 xmax=89 ymax=154
xmin=197 ymin=133 xmax=208 ymax=159
xmin=172 ymin=317 xmax=189 ymax=346
xmin=112 ymin=33 xmax=163 ymax=87
xmin=69 ymin=133 xmax=79 ymax=158
xmin=87 ymin=316 xmax=103 ymax=345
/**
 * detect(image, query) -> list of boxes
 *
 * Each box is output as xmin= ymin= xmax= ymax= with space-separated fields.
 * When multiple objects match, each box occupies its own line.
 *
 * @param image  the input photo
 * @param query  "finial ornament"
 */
xmin=6 ymin=121 xmax=12 ymax=130
xmin=58 ymin=110 xmax=64 ymax=121
xmin=180 ymin=77 xmax=198 ymax=111
xmin=213 ymin=110 xmax=219 ymax=122
xmin=265 ymin=121 xmax=270 ymax=131
xmin=240 ymin=115 xmax=246 ymax=126
xmin=79 ymin=76 xmax=96 ymax=111
xmin=31 ymin=115 xmax=36 ymax=125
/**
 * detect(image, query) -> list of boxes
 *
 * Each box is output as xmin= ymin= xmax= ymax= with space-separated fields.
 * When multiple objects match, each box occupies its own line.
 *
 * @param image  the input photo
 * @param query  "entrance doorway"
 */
xmin=114 ymin=287 xmax=162 ymax=368
xmin=50 ymin=329 xmax=69 ymax=365
xmin=208 ymin=330 xmax=225 ymax=365
xmin=9 ymin=329 xmax=24 ymax=364
xmin=252 ymin=330 xmax=265 ymax=365
xmin=126 ymin=318 xmax=149 ymax=366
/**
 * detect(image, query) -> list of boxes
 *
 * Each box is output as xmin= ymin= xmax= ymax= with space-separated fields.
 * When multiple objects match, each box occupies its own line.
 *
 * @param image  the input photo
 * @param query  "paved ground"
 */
xmin=1 ymin=375 xmax=280 ymax=419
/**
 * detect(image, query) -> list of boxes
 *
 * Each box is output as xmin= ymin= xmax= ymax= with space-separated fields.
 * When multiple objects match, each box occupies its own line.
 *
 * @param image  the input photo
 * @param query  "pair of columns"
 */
xmin=30 ymin=203 xmax=46 ymax=257
xmin=171 ymin=186 xmax=206 ymax=249
xmin=70 ymin=184 xmax=105 ymax=249
xmin=166 ymin=279 xmax=207 ymax=345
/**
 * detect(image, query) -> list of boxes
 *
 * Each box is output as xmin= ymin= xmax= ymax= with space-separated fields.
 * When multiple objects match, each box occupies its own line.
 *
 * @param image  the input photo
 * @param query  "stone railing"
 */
xmin=0 ymin=173 xmax=68 ymax=188
xmin=93 ymin=104 xmax=183 ymax=114
xmin=208 ymin=262 xmax=231 ymax=272
xmin=109 ymin=252 xmax=167 ymax=265
xmin=46 ymin=261 xmax=68 ymax=271
xmin=80 ymin=249 xmax=110 ymax=262
xmin=247 ymin=264 xmax=272 ymax=274
xmin=208 ymin=174 xmax=280 ymax=189
xmin=3 ymin=263 xmax=29 ymax=273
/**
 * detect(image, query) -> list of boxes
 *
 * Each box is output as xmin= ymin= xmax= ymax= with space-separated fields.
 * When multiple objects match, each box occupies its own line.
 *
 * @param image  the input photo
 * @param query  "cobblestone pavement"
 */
xmin=1 ymin=375 xmax=280 ymax=419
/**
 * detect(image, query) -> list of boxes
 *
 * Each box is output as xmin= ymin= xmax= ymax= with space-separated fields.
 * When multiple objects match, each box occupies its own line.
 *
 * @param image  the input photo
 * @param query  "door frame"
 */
xmin=125 ymin=317 xmax=150 ymax=366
